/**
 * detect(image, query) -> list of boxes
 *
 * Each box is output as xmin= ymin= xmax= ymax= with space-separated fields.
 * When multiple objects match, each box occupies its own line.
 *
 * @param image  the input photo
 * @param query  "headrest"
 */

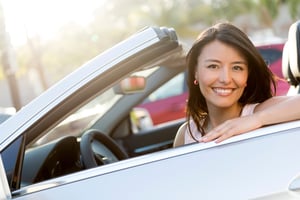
xmin=282 ymin=41 xmax=299 ymax=86
xmin=288 ymin=21 xmax=300 ymax=84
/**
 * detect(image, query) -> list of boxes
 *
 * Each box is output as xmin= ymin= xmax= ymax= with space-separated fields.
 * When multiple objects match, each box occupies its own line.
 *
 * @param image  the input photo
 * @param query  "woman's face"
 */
xmin=195 ymin=40 xmax=248 ymax=109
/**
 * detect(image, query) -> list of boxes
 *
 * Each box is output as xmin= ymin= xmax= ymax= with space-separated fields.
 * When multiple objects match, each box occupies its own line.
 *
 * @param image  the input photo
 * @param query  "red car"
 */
xmin=137 ymin=43 xmax=289 ymax=125
xmin=257 ymin=43 xmax=289 ymax=96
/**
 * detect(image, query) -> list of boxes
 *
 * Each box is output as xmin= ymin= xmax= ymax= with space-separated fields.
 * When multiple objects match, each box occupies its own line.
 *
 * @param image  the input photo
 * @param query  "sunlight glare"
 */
xmin=2 ymin=0 xmax=104 ymax=46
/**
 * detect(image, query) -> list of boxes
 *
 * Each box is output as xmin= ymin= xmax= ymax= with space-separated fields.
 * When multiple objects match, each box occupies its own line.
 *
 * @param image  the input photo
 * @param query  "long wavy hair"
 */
xmin=186 ymin=22 xmax=276 ymax=140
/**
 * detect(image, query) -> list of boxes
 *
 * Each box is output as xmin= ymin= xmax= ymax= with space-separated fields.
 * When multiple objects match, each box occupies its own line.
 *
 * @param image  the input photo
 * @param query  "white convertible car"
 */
xmin=0 ymin=21 xmax=299 ymax=200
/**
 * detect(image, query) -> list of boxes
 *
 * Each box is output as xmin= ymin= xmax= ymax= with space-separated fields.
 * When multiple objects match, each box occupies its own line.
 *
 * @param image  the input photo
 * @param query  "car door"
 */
xmin=9 ymin=121 xmax=300 ymax=199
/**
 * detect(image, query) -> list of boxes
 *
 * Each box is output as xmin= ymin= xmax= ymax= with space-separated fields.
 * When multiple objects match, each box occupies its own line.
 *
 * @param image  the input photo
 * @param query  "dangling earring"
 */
xmin=194 ymin=79 xmax=198 ymax=85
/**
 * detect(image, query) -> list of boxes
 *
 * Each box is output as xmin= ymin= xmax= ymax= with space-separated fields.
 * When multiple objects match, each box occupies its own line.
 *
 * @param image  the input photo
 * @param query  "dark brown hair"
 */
xmin=186 ymin=22 xmax=276 ymax=138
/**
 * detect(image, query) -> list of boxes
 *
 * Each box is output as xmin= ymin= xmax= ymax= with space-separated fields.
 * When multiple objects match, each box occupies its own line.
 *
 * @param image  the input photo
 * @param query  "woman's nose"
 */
xmin=219 ymin=67 xmax=231 ymax=84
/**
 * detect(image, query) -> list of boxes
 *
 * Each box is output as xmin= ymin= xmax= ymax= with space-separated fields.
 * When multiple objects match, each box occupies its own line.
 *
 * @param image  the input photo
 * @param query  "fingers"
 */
xmin=200 ymin=115 xmax=262 ymax=143
xmin=201 ymin=122 xmax=233 ymax=143
xmin=201 ymin=130 xmax=235 ymax=143
xmin=201 ymin=120 xmax=241 ymax=143
xmin=214 ymin=133 xmax=233 ymax=143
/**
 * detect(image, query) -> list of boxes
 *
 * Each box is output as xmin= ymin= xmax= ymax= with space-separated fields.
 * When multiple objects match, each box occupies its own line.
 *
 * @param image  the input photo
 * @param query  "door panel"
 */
xmin=120 ymin=119 xmax=184 ymax=157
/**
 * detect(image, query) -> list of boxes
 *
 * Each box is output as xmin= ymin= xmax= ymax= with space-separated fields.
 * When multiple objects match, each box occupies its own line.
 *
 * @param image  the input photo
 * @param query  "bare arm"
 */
xmin=201 ymin=95 xmax=300 ymax=143
xmin=254 ymin=95 xmax=300 ymax=125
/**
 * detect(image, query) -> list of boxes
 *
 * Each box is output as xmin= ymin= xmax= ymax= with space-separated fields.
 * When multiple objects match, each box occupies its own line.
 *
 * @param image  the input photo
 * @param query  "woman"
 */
xmin=173 ymin=22 xmax=300 ymax=147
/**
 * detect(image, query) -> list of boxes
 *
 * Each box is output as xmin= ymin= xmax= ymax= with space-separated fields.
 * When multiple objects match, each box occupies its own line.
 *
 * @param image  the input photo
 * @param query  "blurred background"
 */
xmin=0 ymin=0 xmax=299 ymax=112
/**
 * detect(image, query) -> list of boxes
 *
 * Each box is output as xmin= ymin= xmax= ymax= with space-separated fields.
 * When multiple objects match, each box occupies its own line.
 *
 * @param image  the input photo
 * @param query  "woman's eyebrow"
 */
xmin=204 ymin=59 xmax=247 ymax=65
xmin=203 ymin=59 xmax=221 ymax=63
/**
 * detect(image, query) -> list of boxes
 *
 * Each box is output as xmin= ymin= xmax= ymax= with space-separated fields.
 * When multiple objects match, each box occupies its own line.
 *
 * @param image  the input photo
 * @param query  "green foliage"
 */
xmin=288 ymin=0 xmax=300 ymax=19
xmin=210 ymin=0 xmax=256 ymax=21
xmin=261 ymin=0 xmax=280 ymax=19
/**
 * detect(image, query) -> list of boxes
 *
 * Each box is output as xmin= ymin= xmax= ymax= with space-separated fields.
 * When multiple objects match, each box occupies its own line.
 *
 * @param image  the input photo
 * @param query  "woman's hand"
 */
xmin=200 ymin=115 xmax=262 ymax=143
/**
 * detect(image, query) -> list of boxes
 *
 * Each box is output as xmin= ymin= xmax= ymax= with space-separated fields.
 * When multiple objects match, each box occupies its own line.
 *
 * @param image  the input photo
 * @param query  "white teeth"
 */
xmin=213 ymin=88 xmax=233 ymax=95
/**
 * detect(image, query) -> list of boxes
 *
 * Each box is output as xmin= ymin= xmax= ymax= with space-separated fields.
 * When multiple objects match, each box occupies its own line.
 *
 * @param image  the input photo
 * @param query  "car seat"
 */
xmin=282 ymin=20 xmax=300 ymax=95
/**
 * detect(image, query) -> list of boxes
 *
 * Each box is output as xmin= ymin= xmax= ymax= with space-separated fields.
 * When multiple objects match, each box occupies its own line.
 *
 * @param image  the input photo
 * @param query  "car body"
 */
xmin=0 ymin=23 xmax=299 ymax=200
xmin=136 ymin=43 xmax=290 ymax=126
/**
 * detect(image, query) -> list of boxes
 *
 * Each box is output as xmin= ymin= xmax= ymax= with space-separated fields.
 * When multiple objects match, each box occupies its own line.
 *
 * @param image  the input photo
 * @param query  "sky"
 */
xmin=2 ymin=0 xmax=105 ymax=46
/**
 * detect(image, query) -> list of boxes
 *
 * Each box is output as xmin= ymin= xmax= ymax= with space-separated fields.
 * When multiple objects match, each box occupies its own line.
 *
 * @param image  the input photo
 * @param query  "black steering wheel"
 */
xmin=80 ymin=129 xmax=128 ymax=169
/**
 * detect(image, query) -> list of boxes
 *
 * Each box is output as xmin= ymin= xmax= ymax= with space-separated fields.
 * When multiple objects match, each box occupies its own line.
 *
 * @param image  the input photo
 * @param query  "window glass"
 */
xmin=144 ymin=72 xmax=185 ymax=103
xmin=2 ymin=136 xmax=25 ymax=191
xmin=34 ymin=88 xmax=121 ymax=146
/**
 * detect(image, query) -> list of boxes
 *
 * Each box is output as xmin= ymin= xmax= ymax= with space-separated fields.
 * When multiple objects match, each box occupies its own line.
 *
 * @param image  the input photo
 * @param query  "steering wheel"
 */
xmin=80 ymin=129 xmax=128 ymax=169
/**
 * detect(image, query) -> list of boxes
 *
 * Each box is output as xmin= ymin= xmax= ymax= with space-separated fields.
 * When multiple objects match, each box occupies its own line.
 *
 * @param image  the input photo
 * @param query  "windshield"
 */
xmin=34 ymin=67 xmax=159 ymax=146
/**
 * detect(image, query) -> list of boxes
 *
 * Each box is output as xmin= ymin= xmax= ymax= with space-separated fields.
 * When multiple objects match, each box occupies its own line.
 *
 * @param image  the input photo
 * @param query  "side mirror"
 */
xmin=114 ymin=76 xmax=146 ymax=94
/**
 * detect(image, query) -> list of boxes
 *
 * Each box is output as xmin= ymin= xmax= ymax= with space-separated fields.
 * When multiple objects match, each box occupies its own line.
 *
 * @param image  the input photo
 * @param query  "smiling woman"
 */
xmin=1 ymin=0 xmax=104 ymax=46
xmin=173 ymin=22 xmax=300 ymax=147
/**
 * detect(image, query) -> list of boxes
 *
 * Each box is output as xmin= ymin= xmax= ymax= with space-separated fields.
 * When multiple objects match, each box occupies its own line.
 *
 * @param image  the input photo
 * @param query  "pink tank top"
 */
xmin=184 ymin=103 xmax=258 ymax=144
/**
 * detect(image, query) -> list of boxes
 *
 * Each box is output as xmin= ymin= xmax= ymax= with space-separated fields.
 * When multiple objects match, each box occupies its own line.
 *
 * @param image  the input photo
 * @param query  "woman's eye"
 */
xmin=233 ymin=65 xmax=243 ymax=71
xmin=207 ymin=64 xmax=218 ymax=69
